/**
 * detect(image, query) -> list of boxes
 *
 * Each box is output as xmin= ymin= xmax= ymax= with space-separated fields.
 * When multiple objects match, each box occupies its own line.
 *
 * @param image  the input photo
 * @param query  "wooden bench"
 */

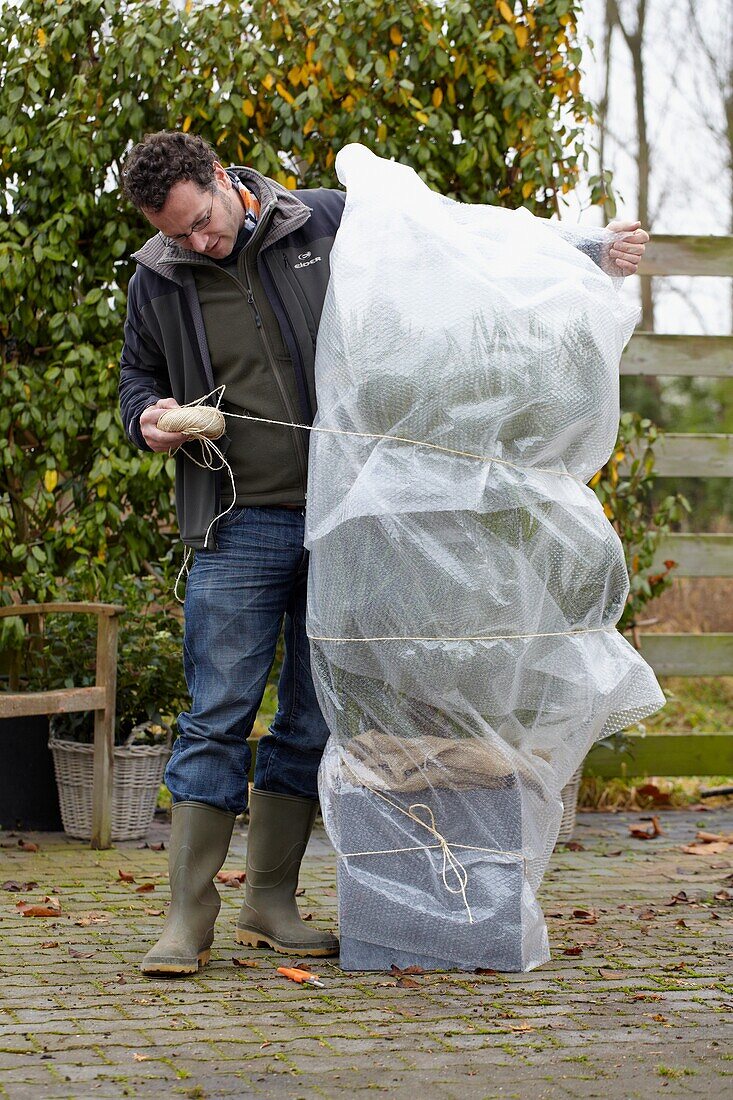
xmin=0 ymin=603 xmax=123 ymax=849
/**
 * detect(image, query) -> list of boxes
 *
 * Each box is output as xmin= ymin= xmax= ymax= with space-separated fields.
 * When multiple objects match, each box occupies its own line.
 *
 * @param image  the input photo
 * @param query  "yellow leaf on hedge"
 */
xmin=614 ymin=449 xmax=625 ymax=462
xmin=44 ymin=469 xmax=57 ymax=492
xmin=514 ymin=24 xmax=528 ymax=48
xmin=182 ymin=115 xmax=192 ymax=133
xmin=415 ymin=111 xmax=429 ymax=124
xmin=588 ymin=470 xmax=602 ymax=488
xmin=377 ymin=122 xmax=387 ymax=142
xmin=243 ymin=100 xmax=255 ymax=118
xmin=344 ymin=63 xmax=356 ymax=82
xmin=389 ymin=25 xmax=403 ymax=46
xmin=342 ymin=94 xmax=355 ymax=112
xmin=306 ymin=41 xmax=315 ymax=61
xmin=603 ymin=502 xmax=614 ymax=519
xmin=262 ymin=73 xmax=275 ymax=90
xmin=325 ymin=148 xmax=334 ymax=167
xmin=276 ymin=82 xmax=295 ymax=105
xmin=522 ymin=180 xmax=534 ymax=199
xmin=285 ymin=176 xmax=297 ymax=190
xmin=498 ymin=0 xmax=514 ymax=23
xmin=303 ymin=116 xmax=316 ymax=135
xmin=432 ymin=87 xmax=443 ymax=107
xmin=36 ymin=27 xmax=47 ymax=48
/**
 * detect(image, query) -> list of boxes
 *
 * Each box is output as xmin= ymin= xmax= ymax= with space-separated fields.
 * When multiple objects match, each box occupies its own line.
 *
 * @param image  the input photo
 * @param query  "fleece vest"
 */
xmin=192 ymin=209 xmax=307 ymax=506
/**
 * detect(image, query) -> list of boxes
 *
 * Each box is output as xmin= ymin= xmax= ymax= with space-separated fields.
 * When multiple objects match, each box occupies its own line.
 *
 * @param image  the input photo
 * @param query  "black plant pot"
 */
xmin=0 ymin=715 xmax=63 ymax=831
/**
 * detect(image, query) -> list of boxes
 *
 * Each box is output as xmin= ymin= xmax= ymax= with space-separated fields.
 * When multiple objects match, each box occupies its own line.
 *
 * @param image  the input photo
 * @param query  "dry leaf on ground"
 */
xmin=68 ymin=946 xmax=95 ymax=959
xmin=215 ymin=870 xmax=246 ymax=887
xmin=118 ymin=869 xmax=135 ymax=883
xmin=135 ymin=883 xmax=155 ymax=894
xmin=40 ymin=940 xmax=58 ymax=949
xmin=18 ymin=839 xmax=39 ymax=852
xmin=629 ymin=815 xmax=663 ymax=840
xmin=2 ymin=880 xmax=37 ymax=892
xmin=16 ymin=896 xmax=61 ymax=917
xmin=232 ymin=957 xmax=259 ymax=968
xmin=74 ymin=912 xmax=110 ymax=926
xmin=681 ymin=841 xmax=729 ymax=856
xmin=144 ymin=907 xmax=164 ymax=917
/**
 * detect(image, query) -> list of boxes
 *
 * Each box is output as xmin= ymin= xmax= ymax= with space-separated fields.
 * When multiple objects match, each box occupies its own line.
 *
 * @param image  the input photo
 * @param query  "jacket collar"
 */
xmin=131 ymin=166 xmax=312 ymax=281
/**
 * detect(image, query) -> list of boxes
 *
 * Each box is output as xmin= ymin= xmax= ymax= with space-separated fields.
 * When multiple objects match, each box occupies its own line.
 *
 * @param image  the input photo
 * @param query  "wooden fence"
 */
xmin=585 ymin=234 xmax=733 ymax=779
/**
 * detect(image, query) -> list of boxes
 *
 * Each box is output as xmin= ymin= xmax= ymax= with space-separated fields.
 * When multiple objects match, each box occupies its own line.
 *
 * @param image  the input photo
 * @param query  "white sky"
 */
xmin=559 ymin=0 xmax=731 ymax=335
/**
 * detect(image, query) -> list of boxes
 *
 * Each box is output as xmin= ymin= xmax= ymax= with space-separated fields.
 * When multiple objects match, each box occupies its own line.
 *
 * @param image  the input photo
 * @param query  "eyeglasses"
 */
xmin=166 ymin=194 xmax=214 ymax=243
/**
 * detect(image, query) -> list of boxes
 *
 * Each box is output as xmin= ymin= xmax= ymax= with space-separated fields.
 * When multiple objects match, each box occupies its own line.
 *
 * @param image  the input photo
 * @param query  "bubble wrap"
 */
xmin=305 ymin=144 xmax=666 ymax=972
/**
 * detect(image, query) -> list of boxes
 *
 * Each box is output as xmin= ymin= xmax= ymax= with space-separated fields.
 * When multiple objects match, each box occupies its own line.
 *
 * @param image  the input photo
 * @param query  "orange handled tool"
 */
xmin=277 ymin=966 xmax=325 ymax=988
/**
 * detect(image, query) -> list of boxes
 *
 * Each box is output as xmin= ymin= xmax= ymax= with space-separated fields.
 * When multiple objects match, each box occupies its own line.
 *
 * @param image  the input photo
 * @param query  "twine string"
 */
xmin=338 ymin=758 xmax=527 ymax=924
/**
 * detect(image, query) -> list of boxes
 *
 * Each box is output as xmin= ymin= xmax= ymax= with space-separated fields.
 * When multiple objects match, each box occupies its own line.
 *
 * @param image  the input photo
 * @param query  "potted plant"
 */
xmin=28 ymin=575 xmax=187 ymax=841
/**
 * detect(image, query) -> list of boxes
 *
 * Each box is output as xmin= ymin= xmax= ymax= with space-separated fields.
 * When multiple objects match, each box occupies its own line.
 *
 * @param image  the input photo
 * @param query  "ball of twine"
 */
xmin=157 ymin=406 xmax=226 ymax=440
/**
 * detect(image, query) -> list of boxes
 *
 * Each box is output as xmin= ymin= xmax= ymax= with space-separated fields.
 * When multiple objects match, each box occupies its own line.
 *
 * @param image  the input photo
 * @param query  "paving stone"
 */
xmin=1 ymin=809 xmax=731 ymax=1098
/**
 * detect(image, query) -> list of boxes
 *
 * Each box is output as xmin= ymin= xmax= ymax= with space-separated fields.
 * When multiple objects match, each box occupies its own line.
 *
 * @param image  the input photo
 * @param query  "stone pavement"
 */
xmin=1 ymin=809 xmax=731 ymax=1100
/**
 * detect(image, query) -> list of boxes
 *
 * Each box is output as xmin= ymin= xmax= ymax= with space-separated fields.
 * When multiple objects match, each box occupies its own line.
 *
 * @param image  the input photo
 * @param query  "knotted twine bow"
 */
xmin=338 ymin=759 xmax=527 ymax=924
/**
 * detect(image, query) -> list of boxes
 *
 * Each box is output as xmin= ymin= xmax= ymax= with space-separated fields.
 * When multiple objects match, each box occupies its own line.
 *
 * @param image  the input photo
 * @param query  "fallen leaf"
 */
xmin=643 ymin=1013 xmax=669 ymax=1023
xmin=18 ymin=839 xmax=39 ymax=852
xmin=665 ymin=890 xmax=689 ymax=906
xmin=711 ymin=911 xmax=721 ymax=920
xmin=602 ymin=850 xmax=623 ymax=857
xmin=545 ymin=910 xmax=564 ymax=917
xmin=215 ymin=870 xmax=246 ymax=887
xmin=572 ymin=907 xmax=598 ymax=925
xmin=507 ymin=1022 xmax=534 ymax=1032
xmin=598 ymin=968 xmax=617 ymax=979
xmin=68 ymin=946 xmax=95 ymax=959
xmin=390 ymin=963 xmax=425 ymax=977
xmin=638 ymin=908 xmax=657 ymax=920
xmin=681 ymin=841 xmax=729 ymax=856
xmin=260 ymin=1041 xmax=271 ymax=1049
xmin=474 ymin=967 xmax=498 ymax=975
xmin=118 ymin=869 xmax=135 ymax=883
xmin=630 ymin=992 xmax=664 ymax=1001
xmin=302 ymin=912 xmax=313 ymax=921
xmin=563 ymin=946 xmax=583 ymax=956
xmin=675 ymin=918 xmax=688 ymax=928
xmin=562 ymin=841 xmax=586 ymax=851
xmin=135 ymin=883 xmax=155 ymax=894
xmin=2 ymin=880 xmax=38 ymax=892
xmin=396 ymin=976 xmax=421 ymax=988
xmin=74 ymin=912 xmax=110 ymax=926
xmin=133 ymin=1052 xmax=151 ymax=1062
xmin=232 ymin=957 xmax=259 ymax=968
xmin=629 ymin=815 xmax=663 ymax=840
xmin=295 ymin=887 xmax=305 ymax=897
xmin=144 ymin=907 xmax=164 ymax=917
xmin=40 ymin=940 xmax=58 ymax=949
xmin=696 ymin=830 xmax=733 ymax=844
xmin=16 ymin=896 xmax=61 ymax=917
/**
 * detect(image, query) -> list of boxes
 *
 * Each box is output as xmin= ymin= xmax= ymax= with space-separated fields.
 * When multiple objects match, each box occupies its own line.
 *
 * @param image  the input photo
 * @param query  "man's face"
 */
xmin=142 ymin=162 xmax=244 ymax=260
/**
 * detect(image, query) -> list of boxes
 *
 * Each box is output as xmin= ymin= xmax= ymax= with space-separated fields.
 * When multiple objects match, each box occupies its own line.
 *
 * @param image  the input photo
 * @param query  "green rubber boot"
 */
xmin=140 ymin=801 xmax=236 ymax=976
xmin=235 ymin=789 xmax=339 ymax=957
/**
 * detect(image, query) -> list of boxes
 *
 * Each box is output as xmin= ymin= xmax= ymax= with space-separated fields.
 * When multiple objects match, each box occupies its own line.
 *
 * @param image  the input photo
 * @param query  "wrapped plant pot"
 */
xmin=306 ymin=145 xmax=665 ymax=972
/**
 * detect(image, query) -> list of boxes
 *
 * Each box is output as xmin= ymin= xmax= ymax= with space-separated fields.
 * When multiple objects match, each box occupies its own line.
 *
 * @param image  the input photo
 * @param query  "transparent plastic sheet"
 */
xmin=305 ymin=144 xmax=666 ymax=972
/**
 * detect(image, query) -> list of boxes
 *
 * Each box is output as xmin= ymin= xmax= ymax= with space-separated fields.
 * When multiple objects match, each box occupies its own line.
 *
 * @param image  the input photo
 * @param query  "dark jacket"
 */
xmin=119 ymin=167 xmax=345 ymax=549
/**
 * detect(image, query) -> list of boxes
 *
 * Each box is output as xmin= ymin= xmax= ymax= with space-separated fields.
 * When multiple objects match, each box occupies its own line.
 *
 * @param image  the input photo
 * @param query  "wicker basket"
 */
xmin=50 ymin=735 xmax=171 ymax=841
xmin=556 ymin=763 xmax=584 ymax=845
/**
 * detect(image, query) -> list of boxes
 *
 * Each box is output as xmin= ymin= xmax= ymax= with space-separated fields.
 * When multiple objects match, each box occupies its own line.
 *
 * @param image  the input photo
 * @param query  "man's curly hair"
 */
xmin=121 ymin=131 xmax=218 ymax=212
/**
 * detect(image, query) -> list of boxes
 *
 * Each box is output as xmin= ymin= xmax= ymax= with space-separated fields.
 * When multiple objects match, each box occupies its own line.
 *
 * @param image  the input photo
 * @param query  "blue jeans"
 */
xmin=165 ymin=506 xmax=331 ymax=814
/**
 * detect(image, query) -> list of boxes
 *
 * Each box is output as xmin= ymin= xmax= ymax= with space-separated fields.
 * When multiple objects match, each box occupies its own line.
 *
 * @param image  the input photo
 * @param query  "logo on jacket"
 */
xmin=294 ymin=250 xmax=323 ymax=270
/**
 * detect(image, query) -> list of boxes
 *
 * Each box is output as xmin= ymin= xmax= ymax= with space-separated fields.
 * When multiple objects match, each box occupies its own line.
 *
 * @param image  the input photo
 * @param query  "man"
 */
xmin=119 ymin=130 xmax=648 ymax=977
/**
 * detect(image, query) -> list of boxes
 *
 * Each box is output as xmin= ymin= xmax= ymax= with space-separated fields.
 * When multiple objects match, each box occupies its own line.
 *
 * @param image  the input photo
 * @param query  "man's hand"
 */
xmin=606 ymin=219 xmax=649 ymax=276
xmin=139 ymin=397 xmax=189 ymax=453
